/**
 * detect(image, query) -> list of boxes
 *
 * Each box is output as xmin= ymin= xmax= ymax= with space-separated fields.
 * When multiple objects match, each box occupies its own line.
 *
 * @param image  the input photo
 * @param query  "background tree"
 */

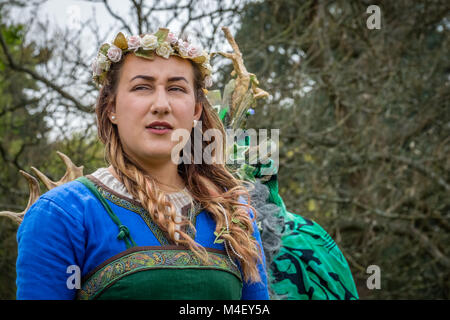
xmin=0 ymin=4 xmax=54 ymax=298
xmin=0 ymin=2 xmax=105 ymax=299
xmin=233 ymin=0 xmax=449 ymax=299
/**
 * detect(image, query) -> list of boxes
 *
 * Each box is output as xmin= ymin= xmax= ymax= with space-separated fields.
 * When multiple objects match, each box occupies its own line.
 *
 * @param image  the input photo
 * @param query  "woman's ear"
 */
xmin=194 ymin=102 xmax=203 ymax=121
xmin=108 ymin=97 xmax=117 ymax=123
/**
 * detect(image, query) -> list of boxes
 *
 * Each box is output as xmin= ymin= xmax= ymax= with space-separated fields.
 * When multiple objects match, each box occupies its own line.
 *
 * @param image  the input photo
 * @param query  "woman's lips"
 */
xmin=146 ymin=127 xmax=172 ymax=135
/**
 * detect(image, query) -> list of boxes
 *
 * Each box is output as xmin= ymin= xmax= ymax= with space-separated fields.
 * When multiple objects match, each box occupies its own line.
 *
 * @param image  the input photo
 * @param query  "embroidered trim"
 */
xmin=99 ymin=184 xmax=171 ymax=245
xmin=77 ymin=247 xmax=242 ymax=300
xmin=86 ymin=175 xmax=202 ymax=245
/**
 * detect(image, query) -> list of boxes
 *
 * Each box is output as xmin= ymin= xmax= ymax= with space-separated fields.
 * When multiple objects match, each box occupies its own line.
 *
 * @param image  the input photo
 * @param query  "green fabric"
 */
xmin=97 ymin=268 xmax=242 ymax=300
xmin=78 ymin=247 xmax=243 ymax=300
xmin=76 ymin=176 xmax=137 ymax=249
xmin=259 ymin=176 xmax=358 ymax=299
xmin=269 ymin=211 xmax=358 ymax=300
xmin=233 ymin=132 xmax=359 ymax=300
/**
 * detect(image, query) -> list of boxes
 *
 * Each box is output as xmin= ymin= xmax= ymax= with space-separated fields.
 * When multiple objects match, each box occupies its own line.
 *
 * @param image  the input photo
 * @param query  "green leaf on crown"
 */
xmin=192 ymin=55 xmax=207 ymax=64
xmin=113 ymin=32 xmax=128 ymax=50
xmin=135 ymin=48 xmax=155 ymax=60
xmin=155 ymin=28 xmax=169 ymax=44
xmin=99 ymin=43 xmax=110 ymax=55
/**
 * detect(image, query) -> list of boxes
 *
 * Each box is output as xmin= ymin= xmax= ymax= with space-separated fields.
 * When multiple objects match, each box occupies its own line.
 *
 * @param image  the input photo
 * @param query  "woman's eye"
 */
xmin=169 ymin=87 xmax=185 ymax=92
xmin=133 ymin=86 xmax=150 ymax=91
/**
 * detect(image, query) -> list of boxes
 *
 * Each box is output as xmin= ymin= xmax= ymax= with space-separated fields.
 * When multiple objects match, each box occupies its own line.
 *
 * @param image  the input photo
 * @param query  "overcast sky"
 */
xmin=7 ymin=0 xmax=241 ymax=141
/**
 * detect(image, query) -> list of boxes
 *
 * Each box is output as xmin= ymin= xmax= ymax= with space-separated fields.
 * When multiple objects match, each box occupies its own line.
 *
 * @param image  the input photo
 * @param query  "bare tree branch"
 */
xmin=0 ymin=31 xmax=92 ymax=113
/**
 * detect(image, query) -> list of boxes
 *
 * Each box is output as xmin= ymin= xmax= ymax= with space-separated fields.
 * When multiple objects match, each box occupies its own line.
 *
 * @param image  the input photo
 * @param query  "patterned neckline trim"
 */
xmin=90 ymin=167 xmax=190 ymax=202
xmin=85 ymin=174 xmax=202 ymax=245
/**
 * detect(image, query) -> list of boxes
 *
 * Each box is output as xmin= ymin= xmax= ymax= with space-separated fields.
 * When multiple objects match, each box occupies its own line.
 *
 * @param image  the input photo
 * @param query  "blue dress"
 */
xmin=15 ymin=175 xmax=269 ymax=300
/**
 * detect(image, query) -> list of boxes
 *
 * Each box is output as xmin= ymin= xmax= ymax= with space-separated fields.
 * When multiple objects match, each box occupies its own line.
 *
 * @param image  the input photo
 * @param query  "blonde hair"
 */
xmin=95 ymin=52 xmax=263 ymax=283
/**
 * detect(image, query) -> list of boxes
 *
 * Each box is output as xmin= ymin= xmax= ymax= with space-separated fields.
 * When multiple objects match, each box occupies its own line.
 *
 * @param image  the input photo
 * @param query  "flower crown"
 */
xmin=91 ymin=28 xmax=213 ymax=88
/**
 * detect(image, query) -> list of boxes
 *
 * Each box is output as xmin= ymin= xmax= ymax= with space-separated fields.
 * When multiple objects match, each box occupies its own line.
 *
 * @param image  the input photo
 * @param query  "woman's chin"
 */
xmin=141 ymin=149 xmax=175 ymax=162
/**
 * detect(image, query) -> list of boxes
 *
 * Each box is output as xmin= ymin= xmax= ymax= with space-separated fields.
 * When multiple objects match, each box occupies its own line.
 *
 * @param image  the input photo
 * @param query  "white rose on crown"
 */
xmin=127 ymin=35 xmax=141 ymax=51
xmin=156 ymin=41 xmax=174 ymax=59
xmin=93 ymin=53 xmax=111 ymax=74
xmin=91 ymin=60 xmax=102 ymax=76
xmin=141 ymin=34 xmax=158 ymax=50
xmin=177 ymin=39 xmax=189 ymax=57
xmin=202 ymin=62 xmax=212 ymax=73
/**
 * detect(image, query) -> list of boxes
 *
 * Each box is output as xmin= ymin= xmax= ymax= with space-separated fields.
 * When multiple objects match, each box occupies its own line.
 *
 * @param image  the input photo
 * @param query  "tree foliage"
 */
xmin=0 ymin=4 xmax=105 ymax=299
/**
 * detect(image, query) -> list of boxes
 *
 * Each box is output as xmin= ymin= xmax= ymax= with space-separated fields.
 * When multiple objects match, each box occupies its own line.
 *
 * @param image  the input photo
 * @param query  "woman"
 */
xmin=15 ymin=29 xmax=269 ymax=300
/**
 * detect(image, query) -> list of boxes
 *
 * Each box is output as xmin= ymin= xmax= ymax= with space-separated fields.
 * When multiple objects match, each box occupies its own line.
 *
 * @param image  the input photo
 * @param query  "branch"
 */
xmin=101 ymin=0 xmax=133 ymax=34
xmin=0 ymin=31 xmax=92 ymax=113
xmin=130 ymin=0 xmax=143 ymax=35
xmin=352 ymin=153 xmax=450 ymax=192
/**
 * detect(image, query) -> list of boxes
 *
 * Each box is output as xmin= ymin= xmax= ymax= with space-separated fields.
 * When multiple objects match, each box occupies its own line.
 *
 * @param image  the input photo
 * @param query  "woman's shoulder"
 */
xmin=39 ymin=178 xmax=93 ymax=206
xmin=21 ymin=176 xmax=97 ymax=225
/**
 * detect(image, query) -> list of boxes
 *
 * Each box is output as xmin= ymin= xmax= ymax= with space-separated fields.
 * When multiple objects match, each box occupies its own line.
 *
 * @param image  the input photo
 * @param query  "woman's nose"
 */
xmin=150 ymin=87 xmax=171 ymax=115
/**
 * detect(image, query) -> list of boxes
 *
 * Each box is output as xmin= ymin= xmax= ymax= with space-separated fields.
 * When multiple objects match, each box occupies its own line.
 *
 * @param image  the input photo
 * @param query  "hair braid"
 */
xmin=107 ymin=132 xmax=210 ymax=262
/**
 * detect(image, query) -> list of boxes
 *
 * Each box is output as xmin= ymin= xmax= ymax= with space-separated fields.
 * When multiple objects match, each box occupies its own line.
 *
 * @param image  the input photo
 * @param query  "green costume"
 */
xmin=239 ymin=150 xmax=358 ymax=300
xmin=230 ymin=134 xmax=359 ymax=300
xmin=207 ymin=79 xmax=359 ymax=300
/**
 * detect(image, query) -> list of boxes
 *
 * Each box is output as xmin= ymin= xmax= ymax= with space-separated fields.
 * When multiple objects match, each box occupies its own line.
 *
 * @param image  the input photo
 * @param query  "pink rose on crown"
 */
xmin=177 ymin=39 xmax=189 ymax=57
xmin=167 ymin=32 xmax=178 ymax=45
xmin=127 ymin=35 xmax=141 ymax=51
xmin=107 ymin=45 xmax=122 ymax=63
xmin=188 ymin=45 xmax=202 ymax=58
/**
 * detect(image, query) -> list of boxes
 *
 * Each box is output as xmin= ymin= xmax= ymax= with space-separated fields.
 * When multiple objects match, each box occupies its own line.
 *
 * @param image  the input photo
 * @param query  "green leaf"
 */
xmin=113 ymin=32 xmax=128 ymax=50
xmin=154 ymin=28 xmax=169 ymax=43
xmin=219 ymin=108 xmax=228 ymax=121
xmin=249 ymin=74 xmax=259 ymax=85
xmin=135 ymin=48 xmax=155 ymax=60
xmin=256 ymin=221 xmax=262 ymax=231
xmin=99 ymin=43 xmax=110 ymax=55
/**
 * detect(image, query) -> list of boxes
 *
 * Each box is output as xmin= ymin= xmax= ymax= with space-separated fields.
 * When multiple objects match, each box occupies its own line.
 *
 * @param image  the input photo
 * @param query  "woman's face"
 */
xmin=111 ymin=54 xmax=202 ymax=165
